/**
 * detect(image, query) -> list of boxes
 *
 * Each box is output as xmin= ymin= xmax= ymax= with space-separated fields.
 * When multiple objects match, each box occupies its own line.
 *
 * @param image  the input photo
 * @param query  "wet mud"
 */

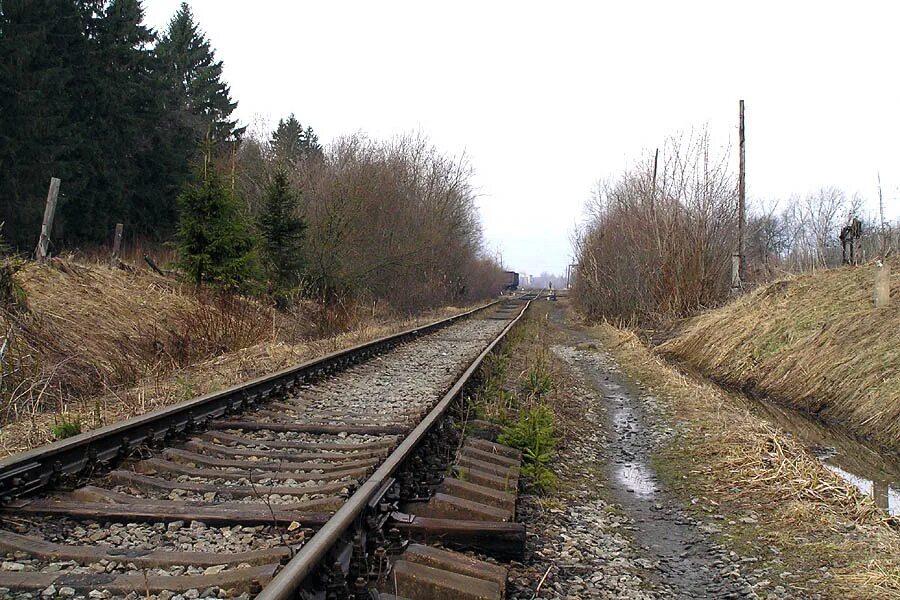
xmin=548 ymin=304 xmax=758 ymax=599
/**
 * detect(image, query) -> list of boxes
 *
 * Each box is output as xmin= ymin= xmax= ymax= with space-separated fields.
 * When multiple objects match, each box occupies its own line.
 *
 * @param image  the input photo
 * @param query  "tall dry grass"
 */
xmin=0 ymin=291 xmax=479 ymax=455
xmin=0 ymin=256 xmax=486 ymax=452
xmin=659 ymin=257 xmax=900 ymax=451
xmin=0 ymin=258 xmax=273 ymax=424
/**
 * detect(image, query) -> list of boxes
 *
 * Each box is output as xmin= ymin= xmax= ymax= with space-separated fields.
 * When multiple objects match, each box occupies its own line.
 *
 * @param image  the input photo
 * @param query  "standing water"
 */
xmin=749 ymin=396 xmax=900 ymax=516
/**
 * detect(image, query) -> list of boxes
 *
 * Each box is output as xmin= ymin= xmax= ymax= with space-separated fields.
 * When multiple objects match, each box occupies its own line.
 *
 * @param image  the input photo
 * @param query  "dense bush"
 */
xmin=237 ymin=132 xmax=505 ymax=312
xmin=574 ymin=131 xmax=737 ymax=324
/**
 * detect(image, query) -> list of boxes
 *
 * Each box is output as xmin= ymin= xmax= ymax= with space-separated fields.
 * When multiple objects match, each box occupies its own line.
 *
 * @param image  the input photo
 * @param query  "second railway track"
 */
xmin=0 ymin=297 xmax=533 ymax=600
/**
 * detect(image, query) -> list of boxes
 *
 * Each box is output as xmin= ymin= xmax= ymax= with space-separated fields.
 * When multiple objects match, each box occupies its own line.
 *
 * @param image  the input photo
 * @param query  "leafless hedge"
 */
xmin=236 ymin=131 xmax=504 ymax=313
xmin=573 ymin=130 xmax=737 ymax=324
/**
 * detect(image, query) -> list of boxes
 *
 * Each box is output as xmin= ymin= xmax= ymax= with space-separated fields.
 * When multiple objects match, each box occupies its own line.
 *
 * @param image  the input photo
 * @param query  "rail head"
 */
xmin=0 ymin=300 xmax=499 ymax=503
xmin=255 ymin=298 xmax=532 ymax=600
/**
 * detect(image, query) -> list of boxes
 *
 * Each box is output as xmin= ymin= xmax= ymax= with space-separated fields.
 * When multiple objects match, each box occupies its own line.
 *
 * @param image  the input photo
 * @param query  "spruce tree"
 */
xmin=156 ymin=3 xmax=241 ymax=144
xmin=61 ymin=0 xmax=169 ymax=242
xmin=0 ymin=0 xmax=91 ymax=248
xmin=270 ymin=115 xmax=323 ymax=164
xmin=175 ymin=167 xmax=255 ymax=288
xmin=258 ymin=170 xmax=306 ymax=296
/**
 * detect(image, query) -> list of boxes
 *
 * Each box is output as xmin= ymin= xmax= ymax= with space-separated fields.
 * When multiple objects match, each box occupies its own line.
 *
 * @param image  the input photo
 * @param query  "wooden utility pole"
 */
xmin=109 ymin=223 xmax=124 ymax=267
xmin=650 ymin=147 xmax=659 ymax=210
xmin=35 ymin=177 xmax=61 ymax=263
xmin=738 ymin=100 xmax=746 ymax=283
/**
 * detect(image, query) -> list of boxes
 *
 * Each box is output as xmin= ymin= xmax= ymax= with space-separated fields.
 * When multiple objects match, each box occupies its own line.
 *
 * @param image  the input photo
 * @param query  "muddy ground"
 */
xmin=505 ymin=300 xmax=828 ymax=600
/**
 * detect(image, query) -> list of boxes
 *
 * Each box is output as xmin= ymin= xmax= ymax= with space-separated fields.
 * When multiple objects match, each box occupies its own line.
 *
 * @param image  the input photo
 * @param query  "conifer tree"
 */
xmin=175 ymin=166 xmax=255 ymax=288
xmin=270 ymin=115 xmax=323 ymax=164
xmin=62 ymin=0 xmax=168 ymax=241
xmin=156 ymin=2 xmax=240 ymax=144
xmin=0 ymin=0 xmax=91 ymax=248
xmin=258 ymin=170 xmax=306 ymax=296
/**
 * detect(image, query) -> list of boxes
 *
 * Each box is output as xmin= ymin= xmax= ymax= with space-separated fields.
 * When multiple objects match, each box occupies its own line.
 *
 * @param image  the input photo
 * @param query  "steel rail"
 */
xmin=0 ymin=300 xmax=498 ymax=504
xmin=256 ymin=298 xmax=531 ymax=600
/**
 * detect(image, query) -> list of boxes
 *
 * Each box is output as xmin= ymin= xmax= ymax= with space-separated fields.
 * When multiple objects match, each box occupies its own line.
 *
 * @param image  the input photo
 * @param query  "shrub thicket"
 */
xmin=574 ymin=130 xmax=737 ymax=324
xmin=237 ymin=132 xmax=505 ymax=312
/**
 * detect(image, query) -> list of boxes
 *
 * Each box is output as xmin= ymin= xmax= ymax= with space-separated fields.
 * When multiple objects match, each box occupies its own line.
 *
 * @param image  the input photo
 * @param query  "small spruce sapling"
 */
xmin=258 ymin=170 xmax=307 ymax=304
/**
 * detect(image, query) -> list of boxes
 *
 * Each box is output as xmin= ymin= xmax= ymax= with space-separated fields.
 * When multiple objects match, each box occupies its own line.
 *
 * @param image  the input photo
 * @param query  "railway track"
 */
xmin=0 ymin=297 xmax=533 ymax=600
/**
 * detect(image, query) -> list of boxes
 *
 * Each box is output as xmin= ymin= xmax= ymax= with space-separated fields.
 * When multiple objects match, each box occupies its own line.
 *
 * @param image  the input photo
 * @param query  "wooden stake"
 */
xmin=738 ymin=100 xmax=746 ymax=283
xmin=35 ymin=177 xmax=60 ymax=263
xmin=874 ymin=261 xmax=891 ymax=308
xmin=143 ymin=254 xmax=165 ymax=277
xmin=109 ymin=223 xmax=124 ymax=268
xmin=731 ymin=253 xmax=741 ymax=293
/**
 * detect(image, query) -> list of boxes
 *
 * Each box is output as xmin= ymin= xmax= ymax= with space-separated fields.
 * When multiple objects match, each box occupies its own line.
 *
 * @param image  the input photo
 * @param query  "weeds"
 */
xmin=524 ymin=353 xmax=553 ymax=399
xmin=471 ymin=315 xmax=561 ymax=494
xmin=499 ymin=403 xmax=558 ymax=493
xmin=50 ymin=417 xmax=81 ymax=440
xmin=0 ymin=224 xmax=27 ymax=311
xmin=471 ymin=351 xmax=515 ymax=423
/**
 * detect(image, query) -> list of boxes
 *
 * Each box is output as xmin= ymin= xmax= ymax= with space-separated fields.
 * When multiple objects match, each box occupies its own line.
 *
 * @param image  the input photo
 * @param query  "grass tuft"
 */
xmin=50 ymin=418 xmax=81 ymax=440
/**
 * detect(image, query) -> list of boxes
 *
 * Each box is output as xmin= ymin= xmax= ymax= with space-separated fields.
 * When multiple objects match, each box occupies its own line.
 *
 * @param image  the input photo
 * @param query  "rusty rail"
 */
xmin=256 ymin=297 xmax=532 ymax=600
xmin=0 ymin=300 xmax=498 ymax=503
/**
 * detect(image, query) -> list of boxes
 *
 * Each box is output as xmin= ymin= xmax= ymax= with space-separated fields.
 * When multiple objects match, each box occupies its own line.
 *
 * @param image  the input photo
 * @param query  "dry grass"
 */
xmin=658 ymin=256 xmax=900 ymax=452
xmin=0 ymin=257 xmax=478 ymax=454
xmin=583 ymin=315 xmax=900 ymax=598
xmin=0 ymin=258 xmax=273 ymax=423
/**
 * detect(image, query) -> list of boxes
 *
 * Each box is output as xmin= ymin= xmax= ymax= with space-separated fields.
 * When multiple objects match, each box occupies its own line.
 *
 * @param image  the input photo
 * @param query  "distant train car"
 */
xmin=503 ymin=271 xmax=519 ymax=291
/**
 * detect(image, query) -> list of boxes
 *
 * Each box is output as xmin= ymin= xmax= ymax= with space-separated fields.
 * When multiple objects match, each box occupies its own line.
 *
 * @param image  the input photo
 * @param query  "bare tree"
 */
xmin=573 ymin=128 xmax=737 ymax=323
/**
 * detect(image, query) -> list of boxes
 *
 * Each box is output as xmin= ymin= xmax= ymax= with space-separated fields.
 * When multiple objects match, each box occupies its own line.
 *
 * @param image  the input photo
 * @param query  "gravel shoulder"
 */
xmin=507 ymin=299 xmax=900 ymax=600
xmin=506 ymin=303 xmax=758 ymax=599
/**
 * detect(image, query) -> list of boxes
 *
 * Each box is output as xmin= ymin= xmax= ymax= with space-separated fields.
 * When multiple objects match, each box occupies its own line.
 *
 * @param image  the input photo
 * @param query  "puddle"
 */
xmin=749 ymin=396 xmax=900 ymax=516
xmin=616 ymin=462 xmax=658 ymax=498
xmin=608 ymin=390 xmax=658 ymax=499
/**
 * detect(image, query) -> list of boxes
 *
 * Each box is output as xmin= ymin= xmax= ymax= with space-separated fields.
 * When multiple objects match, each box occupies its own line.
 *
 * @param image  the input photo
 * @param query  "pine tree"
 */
xmin=258 ymin=170 xmax=306 ymax=295
xmin=175 ymin=167 xmax=255 ymax=288
xmin=156 ymin=3 xmax=240 ymax=144
xmin=270 ymin=115 xmax=323 ymax=164
xmin=0 ymin=0 xmax=91 ymax=249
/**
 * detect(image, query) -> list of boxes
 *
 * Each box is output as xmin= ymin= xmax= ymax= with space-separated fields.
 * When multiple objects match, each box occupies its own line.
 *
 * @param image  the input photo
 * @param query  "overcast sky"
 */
xmin=144 ymin=1 xmax=900 ymax=275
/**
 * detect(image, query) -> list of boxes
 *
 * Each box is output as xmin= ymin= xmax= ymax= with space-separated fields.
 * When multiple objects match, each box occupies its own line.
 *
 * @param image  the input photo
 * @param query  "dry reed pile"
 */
xmin=658 ymin=257 xmax=900 ymax=452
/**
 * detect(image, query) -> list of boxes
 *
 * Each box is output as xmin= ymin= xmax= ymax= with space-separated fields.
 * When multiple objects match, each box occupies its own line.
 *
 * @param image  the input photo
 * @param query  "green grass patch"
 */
xmin=50 ymin=417 xmax=82 ymax=440
xmin=499 ymin=403 xmax=558 ymax=493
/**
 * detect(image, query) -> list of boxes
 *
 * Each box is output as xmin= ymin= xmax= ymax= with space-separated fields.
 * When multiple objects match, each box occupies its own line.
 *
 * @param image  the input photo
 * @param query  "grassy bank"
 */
xmin=579 ymin=311 xmax=900 ymax=598
xmin=0 ymin=258 xmax=479 ymax=456
xmin=658 ymin=257 xmax=900 ymax=452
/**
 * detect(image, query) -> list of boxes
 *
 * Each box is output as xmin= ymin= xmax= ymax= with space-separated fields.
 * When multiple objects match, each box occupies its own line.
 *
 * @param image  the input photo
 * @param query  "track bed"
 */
xmin=0 ymin=303 xmax=525 ymax=600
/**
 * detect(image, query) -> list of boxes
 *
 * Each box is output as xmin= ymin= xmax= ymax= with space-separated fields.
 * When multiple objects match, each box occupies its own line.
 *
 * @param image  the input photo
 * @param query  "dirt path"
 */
xmin=508 ymin=302 xmax=797 ymax=599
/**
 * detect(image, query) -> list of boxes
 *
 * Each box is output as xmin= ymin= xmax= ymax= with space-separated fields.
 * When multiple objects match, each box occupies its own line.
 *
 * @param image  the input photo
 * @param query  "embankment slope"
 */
xmin=659 ymin=258 xmax=900 ymax=451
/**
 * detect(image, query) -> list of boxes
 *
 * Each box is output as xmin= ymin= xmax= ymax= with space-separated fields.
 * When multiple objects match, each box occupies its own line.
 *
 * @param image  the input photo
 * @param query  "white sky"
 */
xmin=144 ymin=1 xmax=900 ymax=275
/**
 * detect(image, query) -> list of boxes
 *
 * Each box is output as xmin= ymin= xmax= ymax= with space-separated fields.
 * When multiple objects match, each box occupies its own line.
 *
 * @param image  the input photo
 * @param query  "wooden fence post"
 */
xmin=35 ymin=177 xmax=60 ymax=263
xmin=109 ymin=223 xmax=124 ymax=267
xmin=730 ymin=253 xmax=741 ymax=293
xmin=874 ymin=261 xmax=891 ymax=308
